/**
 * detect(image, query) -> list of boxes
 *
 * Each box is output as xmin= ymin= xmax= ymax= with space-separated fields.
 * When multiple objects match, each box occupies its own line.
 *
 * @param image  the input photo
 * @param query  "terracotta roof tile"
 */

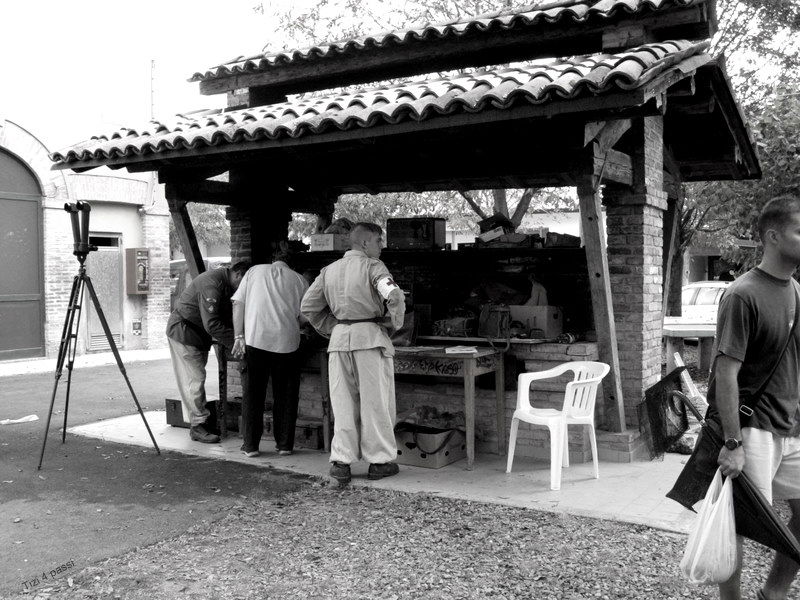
xmin=190 ymin=0 xmax=704 ymax=83
xmin=52 ymin=40 xmax=710 ymax=168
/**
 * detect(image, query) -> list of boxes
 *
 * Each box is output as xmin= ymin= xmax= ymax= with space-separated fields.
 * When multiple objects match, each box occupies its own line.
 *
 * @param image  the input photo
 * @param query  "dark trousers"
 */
xmin=240 ymin=346 xmax=301 ymax=452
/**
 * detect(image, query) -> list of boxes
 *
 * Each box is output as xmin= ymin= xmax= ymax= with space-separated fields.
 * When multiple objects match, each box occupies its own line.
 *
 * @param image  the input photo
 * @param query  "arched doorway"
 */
xmin=0 ymin=148 xmax=44 ymax=359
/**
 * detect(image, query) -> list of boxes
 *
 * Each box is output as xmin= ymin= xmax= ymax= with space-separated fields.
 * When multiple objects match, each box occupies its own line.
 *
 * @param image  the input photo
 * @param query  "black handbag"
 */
xmin=667 ymin=288 xmax=800 ymax=510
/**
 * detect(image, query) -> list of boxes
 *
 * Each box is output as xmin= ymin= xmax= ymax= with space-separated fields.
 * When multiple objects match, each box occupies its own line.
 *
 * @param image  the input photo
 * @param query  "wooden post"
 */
xmin=166 ymin=197 xmax=205 ymax=278
xmin=662 ymin=196 xmax=681 ymax=319
xmin=577 ymin=174 xmax=626 ymax=433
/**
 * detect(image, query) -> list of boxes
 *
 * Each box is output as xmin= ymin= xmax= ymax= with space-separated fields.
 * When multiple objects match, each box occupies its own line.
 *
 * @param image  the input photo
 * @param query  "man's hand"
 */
xmin=232 ymin=338 xmax=246 ymax=360
xmin=718 ymin=445 xmax=745 ymax=478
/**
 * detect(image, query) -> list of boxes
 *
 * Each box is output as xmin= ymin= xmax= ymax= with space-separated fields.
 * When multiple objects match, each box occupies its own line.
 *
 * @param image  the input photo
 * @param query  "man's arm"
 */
xmin=715 ymin=354 xmax=745 ymax=478
xmin=199 ymin=284 xmax=235 ymax=349
xmin=232 ymin=300 xmax=245 ymax=358
xmin=300 ymin=273 xmax=337 ymax=338
xmin=373 ymin=264 xmax=405 ymax=331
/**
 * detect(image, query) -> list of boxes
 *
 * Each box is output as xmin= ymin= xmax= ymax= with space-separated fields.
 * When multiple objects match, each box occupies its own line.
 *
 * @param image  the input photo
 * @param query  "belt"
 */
xmin=336 ymin=317 xmax=384 ymax=325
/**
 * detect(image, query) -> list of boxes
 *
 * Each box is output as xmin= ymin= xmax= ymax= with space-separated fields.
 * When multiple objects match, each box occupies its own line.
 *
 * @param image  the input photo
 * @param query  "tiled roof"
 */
xmin=190 ymin=0 xmax=705 ymax=82
xmin=52 ymin=40 xmax=709 ymax=168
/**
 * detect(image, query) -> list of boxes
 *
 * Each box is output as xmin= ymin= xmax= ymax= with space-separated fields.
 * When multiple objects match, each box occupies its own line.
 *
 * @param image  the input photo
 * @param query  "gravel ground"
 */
xmin=10 ymin=480 xmax=798 ymax=600
xmin=11 ymin=345 xmax=798 ymax=600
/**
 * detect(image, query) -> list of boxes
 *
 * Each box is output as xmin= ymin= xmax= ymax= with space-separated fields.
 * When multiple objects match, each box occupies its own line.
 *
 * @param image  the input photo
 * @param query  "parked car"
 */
xmin=169 ymin=257 xmax=231 ymax=311
xmin=680 ymin=280 xmax=731 ymax=322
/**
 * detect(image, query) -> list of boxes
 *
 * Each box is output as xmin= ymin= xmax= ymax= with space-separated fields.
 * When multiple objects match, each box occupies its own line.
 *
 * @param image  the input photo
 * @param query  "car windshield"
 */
xmin=694 ymin=287 xmax=722 ymax=305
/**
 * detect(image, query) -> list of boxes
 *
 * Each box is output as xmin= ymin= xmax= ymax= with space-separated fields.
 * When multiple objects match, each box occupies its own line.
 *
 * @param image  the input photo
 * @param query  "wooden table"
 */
xmin=393 ymin=347 xmax=505 ymax=470
xmin=318 ymin=346 xmax=505 ymax=469
xmin=663 ymin=319 xmax=716 ymax=373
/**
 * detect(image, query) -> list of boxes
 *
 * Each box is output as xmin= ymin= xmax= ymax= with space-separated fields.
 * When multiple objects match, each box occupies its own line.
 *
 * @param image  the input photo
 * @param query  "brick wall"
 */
xmin=226 ymin=206 xmax=252 ymax=265
xmin=42 ymin=198 xmax=77 ymax=356
xmin=143 ymin=191 xmax=170 ymax=349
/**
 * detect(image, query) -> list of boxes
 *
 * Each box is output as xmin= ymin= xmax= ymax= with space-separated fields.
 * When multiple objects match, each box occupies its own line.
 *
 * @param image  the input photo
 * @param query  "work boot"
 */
xmin=329 ymin=462 xmax=351 ymax=485
xmin=190 ymin=425 xmax=220 ymax=443
xmin=368 ymin=462 xmax=399 ymax=480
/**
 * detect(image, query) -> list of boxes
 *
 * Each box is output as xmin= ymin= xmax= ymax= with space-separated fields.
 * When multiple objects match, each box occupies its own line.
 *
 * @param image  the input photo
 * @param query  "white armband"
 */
xmin=376 ymin=276 xmax=400 ymax=300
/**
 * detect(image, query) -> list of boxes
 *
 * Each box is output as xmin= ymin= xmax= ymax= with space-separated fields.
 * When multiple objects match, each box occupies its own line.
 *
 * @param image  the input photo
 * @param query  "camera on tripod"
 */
xmin=38 ymin=201 xmax=161 ymax=470
xmin=64 ymin=201 xmax=98 ymax=260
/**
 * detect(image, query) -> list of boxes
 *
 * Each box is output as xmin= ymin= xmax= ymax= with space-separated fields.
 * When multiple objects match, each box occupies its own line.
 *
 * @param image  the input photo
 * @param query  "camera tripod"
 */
xmin=37 ymin=202 xmax=160 ymax=470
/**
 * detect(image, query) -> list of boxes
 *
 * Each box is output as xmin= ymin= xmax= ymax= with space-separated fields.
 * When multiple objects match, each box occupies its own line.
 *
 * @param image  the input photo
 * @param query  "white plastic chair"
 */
xmin=506 ymin=361 xmax=610 ymax=490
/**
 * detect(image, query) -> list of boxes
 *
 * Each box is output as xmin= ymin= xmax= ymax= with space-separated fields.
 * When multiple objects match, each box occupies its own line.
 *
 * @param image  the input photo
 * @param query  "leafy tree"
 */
xmin=169 ymin=203 xmax=230 ymax=258
xmin=683 ymin=82 xmax=800 ymax=265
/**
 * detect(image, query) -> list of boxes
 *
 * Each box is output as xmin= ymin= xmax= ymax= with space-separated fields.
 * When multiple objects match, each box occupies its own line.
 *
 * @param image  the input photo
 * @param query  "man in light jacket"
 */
xmin=301 ymin=222 xmax=405 ymax=484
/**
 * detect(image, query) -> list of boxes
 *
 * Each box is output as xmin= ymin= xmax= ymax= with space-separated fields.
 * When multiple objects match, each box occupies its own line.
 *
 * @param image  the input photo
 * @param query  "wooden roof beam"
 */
xmin=164 ymin=180 xmax=239 ymax=206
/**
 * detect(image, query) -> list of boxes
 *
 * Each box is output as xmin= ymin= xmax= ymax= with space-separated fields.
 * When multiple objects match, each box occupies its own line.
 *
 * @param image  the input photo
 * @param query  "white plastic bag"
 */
xmin=680 ymin=468 xmax=739 ymax=585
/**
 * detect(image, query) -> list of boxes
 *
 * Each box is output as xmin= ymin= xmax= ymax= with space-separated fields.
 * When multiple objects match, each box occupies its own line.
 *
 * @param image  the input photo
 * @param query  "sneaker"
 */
xmin=277 ymin=450 xmax=293 ymax=456
xmin=368 ymin=462 xmax=399 ymax=480
xmin=329 ymin=462 xmax=351 ymax=485
xmin=241 ymin=448 xmax=260 ymax=458
xmin=189 ymin=425 xmax=220 ymax=444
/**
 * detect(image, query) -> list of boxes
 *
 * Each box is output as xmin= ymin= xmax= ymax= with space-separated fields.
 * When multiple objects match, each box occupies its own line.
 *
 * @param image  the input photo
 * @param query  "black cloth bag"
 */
xmin=667 ymin=391 xmax=800 ymax=564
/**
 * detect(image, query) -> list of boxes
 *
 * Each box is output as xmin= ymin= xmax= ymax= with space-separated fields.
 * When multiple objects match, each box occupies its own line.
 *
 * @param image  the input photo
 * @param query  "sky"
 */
xmin=0 ymin=0 xmax=310 ymax=151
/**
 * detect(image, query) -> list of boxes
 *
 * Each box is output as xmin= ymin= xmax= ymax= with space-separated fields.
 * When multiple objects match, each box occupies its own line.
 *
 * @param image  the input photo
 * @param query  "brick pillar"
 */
xmin=226 ymin=206 xmax=252 ymax=264
xmin=603 ymin=116 xmax=667 ymax=427
xmin=142 ymin=188 xmax=170 ymax=349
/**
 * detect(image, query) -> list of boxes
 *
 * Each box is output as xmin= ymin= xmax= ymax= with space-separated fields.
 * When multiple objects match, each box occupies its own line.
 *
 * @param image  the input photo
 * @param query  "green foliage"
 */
xmin=684 ymin=81 xmax=800 ymax=270
xmin=168 ymin=203 xmax=230 ymax=257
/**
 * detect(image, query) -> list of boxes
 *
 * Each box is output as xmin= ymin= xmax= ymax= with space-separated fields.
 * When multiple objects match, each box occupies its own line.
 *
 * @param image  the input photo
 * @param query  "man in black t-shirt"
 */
xmin=709 ymin=194 xmax=800 ymax=600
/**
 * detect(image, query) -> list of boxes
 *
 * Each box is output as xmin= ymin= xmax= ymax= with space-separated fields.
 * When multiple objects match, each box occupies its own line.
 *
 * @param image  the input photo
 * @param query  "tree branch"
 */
xmin=460 ymin=191 xmax=488 ymax=220
xmin=510 ymin=188 xmax=535 ymax=227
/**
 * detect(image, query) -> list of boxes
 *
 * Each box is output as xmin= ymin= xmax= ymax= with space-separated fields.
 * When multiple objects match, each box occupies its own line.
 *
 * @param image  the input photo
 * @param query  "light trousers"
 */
xmin=168 ymin=337 xmax=210 ymax=426
xmin=328 ymin=348 xmax=397 ymax=465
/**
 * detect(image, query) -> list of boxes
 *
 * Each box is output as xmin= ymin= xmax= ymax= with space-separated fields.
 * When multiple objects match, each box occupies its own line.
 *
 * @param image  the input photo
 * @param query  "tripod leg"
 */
xmin=38 ymin=275 xmax=81 ymax=470
xmin=62 ymin=278 xmax=86 ymax=443
xmin=83 ymin=275 xmax=161 ymax=455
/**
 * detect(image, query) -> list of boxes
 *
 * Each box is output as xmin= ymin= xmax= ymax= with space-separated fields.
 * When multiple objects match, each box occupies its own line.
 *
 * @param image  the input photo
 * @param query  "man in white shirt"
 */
xmin=231 ymin=245 xmax=309 ymax=457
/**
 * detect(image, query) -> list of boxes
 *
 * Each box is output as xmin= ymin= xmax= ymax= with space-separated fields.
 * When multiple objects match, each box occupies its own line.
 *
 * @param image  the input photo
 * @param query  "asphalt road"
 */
xmin=0 ymin=358 xmax=308 ymax=596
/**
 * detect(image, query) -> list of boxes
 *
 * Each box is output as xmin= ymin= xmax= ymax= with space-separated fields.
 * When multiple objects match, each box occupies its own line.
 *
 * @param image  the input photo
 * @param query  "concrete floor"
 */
xmin=69 ymin=410 xmax=698 ymax=534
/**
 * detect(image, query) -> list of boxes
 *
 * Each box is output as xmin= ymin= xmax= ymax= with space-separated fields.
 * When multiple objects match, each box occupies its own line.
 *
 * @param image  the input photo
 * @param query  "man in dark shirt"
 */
xmin=166 ymin=262 xmax=249 ymax=443
xmin=709 ymin=194 xmax=800 ymax=600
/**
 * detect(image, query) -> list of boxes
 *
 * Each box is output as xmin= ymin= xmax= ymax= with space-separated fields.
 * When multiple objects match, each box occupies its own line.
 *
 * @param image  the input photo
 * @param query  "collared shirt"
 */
xmin=231 ymin=261 xmax=309 ymax=354
xmin=301 ymin=250 xmax=405 ymax=355
xmin=166 ymin=268 xmax=235 ymax=350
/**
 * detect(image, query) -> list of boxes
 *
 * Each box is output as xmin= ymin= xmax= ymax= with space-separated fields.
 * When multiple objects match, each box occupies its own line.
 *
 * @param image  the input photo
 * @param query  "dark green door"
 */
xmin=0 ymin=149 xmax=44 ymax=359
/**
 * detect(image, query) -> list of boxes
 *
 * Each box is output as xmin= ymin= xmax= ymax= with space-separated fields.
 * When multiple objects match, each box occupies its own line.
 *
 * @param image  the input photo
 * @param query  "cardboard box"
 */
xmin=165 ymin=398 xmax=241 ymax=431
xmin=508 ymin=305 xmax=563 ymax=338
xmin=309 ymin=233 xmax=350 ymax=252
xmin=395 ymin=428 xmax=466 ymax=468
xmin=477 ymin=226 xmax=505 ymax=242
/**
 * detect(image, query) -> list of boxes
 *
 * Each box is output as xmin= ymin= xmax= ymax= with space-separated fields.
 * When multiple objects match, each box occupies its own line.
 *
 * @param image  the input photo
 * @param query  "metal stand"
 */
xmin=37 ymin=202 xmax=160 ymax=470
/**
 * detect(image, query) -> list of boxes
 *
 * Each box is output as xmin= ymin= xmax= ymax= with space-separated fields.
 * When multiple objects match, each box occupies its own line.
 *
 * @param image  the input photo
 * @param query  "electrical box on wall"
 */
xmin=125 ymin=248 xmax=150 ymax=295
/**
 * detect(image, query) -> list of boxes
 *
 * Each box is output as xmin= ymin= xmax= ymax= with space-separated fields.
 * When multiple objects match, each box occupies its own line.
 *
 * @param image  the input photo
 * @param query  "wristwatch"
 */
xmin=724 ymin=437 xmax=742 ymax=450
